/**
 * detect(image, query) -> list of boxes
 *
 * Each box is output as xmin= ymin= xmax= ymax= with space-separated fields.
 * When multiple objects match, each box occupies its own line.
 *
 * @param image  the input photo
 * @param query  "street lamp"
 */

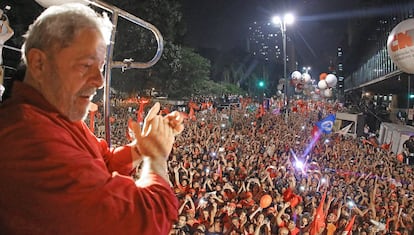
xmin=272 ymin=13 xmax=294 ymax=123
xmin=303 ymin=66 xmax=311 ymax=73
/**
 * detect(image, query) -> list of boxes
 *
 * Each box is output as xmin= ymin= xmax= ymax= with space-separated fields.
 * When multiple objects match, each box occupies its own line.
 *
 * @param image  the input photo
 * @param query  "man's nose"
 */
xmin=89 ymin=67 xmax=105 ymax=89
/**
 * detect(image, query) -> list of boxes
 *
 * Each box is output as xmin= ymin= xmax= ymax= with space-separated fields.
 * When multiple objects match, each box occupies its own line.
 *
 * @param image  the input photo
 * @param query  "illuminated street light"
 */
xmin=272 ymin=13 xmax=294 ymax=123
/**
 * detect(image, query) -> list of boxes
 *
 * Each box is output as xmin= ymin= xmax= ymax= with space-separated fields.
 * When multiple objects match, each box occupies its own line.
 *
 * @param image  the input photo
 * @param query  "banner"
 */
xmin=316 ymin=114 xmax=336 ymax=134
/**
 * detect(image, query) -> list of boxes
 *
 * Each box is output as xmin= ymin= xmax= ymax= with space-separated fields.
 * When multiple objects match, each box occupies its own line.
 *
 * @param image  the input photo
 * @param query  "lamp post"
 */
xmin=272 ymin=13 xmax=294 ymax=123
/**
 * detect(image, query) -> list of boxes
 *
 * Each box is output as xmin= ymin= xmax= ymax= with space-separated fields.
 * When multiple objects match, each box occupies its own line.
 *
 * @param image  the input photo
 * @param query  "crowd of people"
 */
xmin=88 ymin=97 xmax=414 ymax=235
xmin=1 ymin=2 xmax=413 ymax=234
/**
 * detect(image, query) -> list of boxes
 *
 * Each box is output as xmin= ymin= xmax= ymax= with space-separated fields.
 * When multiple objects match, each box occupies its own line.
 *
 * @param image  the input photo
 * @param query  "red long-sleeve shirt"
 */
xmin=0 ymin=82 xmax=178 ymax=235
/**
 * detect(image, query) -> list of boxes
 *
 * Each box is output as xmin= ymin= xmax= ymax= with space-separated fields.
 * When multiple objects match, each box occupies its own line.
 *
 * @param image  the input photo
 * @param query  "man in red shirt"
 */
xmin=0 ymin=3 xmax=183 ymax=235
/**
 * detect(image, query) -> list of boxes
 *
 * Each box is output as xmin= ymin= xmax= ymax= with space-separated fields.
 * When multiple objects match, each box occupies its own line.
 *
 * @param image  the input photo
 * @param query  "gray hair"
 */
xmin=21 ymin=3 xmax=112 ymax=63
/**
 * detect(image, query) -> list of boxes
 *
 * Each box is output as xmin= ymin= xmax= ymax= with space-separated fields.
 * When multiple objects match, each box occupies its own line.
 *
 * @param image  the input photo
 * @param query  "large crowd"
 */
xmin=89 ymin=96 xmax=414 ymax=235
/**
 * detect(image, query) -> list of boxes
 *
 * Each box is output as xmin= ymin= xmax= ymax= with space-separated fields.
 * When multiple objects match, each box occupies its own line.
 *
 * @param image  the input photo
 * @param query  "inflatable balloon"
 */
xmin=387 ymin=18 xmax=414 ymax=74
xmin=34 ymin=0 xmax=88 ymax=8
xmin=277 ymin=84 xmax=284 ymax=91
xmin=291 ymin=71 xmax=302 ymax=80
xmin=397 ymin=153 xmax=404 ymax=162
xmin=318 ymin=80 xmax=328 ymax=90
xmin=319 ymin=73 xmax=327 ymax=80
xmin=260 ymin=194 xmax=272 ymax=209
xmin=325 ymin=74 xmax=337 ymax=87
xmin=302 ymin=73 xmax=312 ymax=84
xmin=324 ymin=88 xmax=333 ymax=97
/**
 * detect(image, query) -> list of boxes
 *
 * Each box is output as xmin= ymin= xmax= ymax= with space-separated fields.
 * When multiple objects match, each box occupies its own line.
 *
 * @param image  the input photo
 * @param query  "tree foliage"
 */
xmin=104 ymin=0 xmax=246 ymax=97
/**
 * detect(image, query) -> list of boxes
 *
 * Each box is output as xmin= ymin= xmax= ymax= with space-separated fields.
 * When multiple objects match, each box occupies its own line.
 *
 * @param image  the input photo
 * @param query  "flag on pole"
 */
xmin=341 ymin=215 xmax=356 ymax=235
xmin=316 ymin=114 xmax=336 ymax=134
xmin=309 ymin=191 xmax=327 ymax=235
xmin=335 ymin=123 xmax=353 ymax=136
xmin=126 ymin=118 xmax=135 ymax=141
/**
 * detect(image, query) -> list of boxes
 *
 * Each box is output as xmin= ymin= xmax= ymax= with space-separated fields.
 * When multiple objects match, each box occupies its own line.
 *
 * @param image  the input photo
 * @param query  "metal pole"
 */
xmin=283 ymin=21 xmax=288 ymax=123
xmin=103 ymin=10 xmax=119 ymax=146
xmin=408 ymin=75 xmax=411 ymax=123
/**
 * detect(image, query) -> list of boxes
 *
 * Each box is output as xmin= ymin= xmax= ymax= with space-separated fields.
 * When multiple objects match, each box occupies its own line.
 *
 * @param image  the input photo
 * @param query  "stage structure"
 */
xmin=378 ymin=122 xmax=414 ymax=154
xmin=334 ymin=112 xmax=365 ymax=138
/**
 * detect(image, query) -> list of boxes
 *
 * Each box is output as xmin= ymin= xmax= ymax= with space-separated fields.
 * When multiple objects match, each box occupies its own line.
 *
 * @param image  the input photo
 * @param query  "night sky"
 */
xmin=1 ymin=0 xmax=397 ymax=77
xmin=181 ymin=0 xmax=362 ymax=74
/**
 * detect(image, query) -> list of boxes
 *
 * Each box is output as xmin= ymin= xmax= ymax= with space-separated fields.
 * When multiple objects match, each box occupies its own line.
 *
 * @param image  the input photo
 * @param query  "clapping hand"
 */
xmin=131 ymin=102 xmax=183 ymax=159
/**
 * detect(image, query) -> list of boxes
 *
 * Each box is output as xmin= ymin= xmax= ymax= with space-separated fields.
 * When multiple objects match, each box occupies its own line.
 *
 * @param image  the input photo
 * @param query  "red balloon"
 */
xmin=397 ymin=153 xmax=404 ymax=162
xmin=260 ymin=194 xmax=272 ymax=208
xmin=319 ymin=73 xmax=327 ymax=80
xmin=289 ymin=195 xmax=302 ymax=208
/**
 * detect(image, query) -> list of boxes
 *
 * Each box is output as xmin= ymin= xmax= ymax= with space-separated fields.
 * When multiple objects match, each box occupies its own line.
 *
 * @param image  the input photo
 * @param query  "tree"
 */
xmin=162 ymin=46 xmax=211 ymax=98
xmin=107 ymin=0 xmax=187 ymax=94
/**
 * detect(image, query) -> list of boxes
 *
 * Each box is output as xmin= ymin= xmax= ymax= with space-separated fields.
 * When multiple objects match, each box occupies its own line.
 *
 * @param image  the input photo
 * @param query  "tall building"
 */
xmin=247 ymin=20 xmax=297 ymax=96
xmin=339 ymin=0 xmax=414 ymax=126
xmin=247 ymin=21 xmax=284 ymax=63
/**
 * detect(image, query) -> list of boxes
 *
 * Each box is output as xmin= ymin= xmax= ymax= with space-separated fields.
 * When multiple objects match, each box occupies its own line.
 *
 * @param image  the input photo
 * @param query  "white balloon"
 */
xmin=325 ymin=74 xmax=337 ymax=87
xmin=302 ymin=73 xmax=312 ymax=84
xmin=34 ymin=0 xmax=88 ymax=8
xmin=318 ymin=80 xmax=328 ymax=90
xmin=324 ymin=88 xmax=332 ymax=97
xmin=277 ymin=84 xmax=284 ymax=91
xmin=387 ymin=18 xmax=414 ymax=74
xmin=312 ymin=93 xmax=320 ymax=101
xmin=295 ymin=87 xmax=303 ymax=93
xmin=291 ymin=71 xmax=302 ymax=80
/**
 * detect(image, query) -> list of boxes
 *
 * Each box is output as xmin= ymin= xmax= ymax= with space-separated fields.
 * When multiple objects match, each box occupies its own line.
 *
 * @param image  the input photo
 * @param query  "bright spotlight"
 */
xmin=284 ymin=13 xmax=295 ymax=25
xmin=272 ymin=16 xmax=281 ymax=25
xmin=295 ymin=160 xmax=304 ymax=170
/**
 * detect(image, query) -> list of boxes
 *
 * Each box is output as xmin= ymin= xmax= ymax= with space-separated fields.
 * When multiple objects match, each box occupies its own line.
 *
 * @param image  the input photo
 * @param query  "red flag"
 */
xmin=136 ymin=98 xmax=150 ymax=123
xmin=256 ymin=104 xmax=265 ymax=119
xmin=216 ymin=164 xmax=223 ymax=182
xmin=341 ymin=215 xmax=356 ymax=235
xmin=188 ymin=101 xmax=200 ymax=110
xmin=309 ymin=191 xmax=327 ymax=235
xmin=381 ymin=142 xmax=392 ymax=151
xmin=311 ymin=125 xmax=320 ymax=138
xmin=160 ymin=107 xmax=170 ymax=115
xmin=189 ymin=107 xmax=196 ymax=121
xmin=126 ymin=118 xmax=134 ymax=141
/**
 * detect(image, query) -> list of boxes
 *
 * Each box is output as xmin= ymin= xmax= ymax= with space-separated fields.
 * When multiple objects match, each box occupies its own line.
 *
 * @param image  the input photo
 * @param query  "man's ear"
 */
xmin=26 ymin=48 xmax=47 ymax=81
